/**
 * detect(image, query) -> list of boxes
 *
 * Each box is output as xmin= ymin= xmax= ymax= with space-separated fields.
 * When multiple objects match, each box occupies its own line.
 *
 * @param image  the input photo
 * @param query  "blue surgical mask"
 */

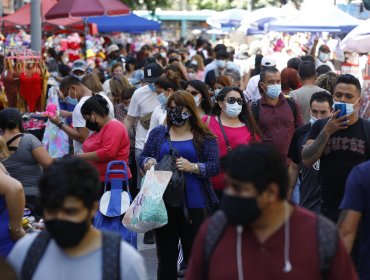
xmin=319 ymin=52 xmax=330 ymax=62
xmin=157 ymin=92 xmax=168 ymax=107
xmin=148 ymin=83 xmax=156 ymax=92
xmin=214 ymin=88 xmax=222 ymax=97
xmin=265 ymin=84 xmax=281 ymax=99
xmin=216 ymin=60 xmax=227 ymax=69
xmin=225 ymin=103 xmax=242 ymax=118
xmin=333 ymin=101 xmax=357 ymax=116
xmin=65 ymin=96 xmax=78 ymax=106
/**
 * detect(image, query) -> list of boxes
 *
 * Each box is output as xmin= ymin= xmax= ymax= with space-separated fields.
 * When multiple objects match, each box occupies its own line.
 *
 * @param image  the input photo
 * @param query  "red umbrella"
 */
xmin=45 ymin=0 xmax=131 ymax=19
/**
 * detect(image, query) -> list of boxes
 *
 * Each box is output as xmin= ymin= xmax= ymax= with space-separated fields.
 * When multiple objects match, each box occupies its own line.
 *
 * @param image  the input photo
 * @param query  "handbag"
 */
xmin=139 ymin=112 xmax=153 ymax=130
xmin=155 ymin=134 xmax=186 ymax=207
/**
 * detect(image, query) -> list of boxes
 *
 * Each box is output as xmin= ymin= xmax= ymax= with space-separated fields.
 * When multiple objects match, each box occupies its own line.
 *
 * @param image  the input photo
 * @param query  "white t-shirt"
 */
xmin=7 ymin=233 xmax=147 ymax=280
xmin=315 ymin=58 xmax=335 ymax=71
xmin=146 ymin=105 xmax=166 ymax=141
xmin=102 ymin=79 xmax=111 ymax=95
xmin=203 ymin=60 xmax=240 ymax=81
xmin=127 ymin=85 xmax=160 ymax=150
xmin=245 ymin=74 xmax=261 ymax=102
xmin=72 ymin=93 xmax=115 ymax=154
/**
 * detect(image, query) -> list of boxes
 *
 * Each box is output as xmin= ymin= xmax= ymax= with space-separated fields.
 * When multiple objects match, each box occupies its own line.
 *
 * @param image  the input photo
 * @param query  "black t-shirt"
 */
xmin=288 ymin=123 xmax=321 ymax=213
xmin=308 ymin=118 xmax=369 ymax=208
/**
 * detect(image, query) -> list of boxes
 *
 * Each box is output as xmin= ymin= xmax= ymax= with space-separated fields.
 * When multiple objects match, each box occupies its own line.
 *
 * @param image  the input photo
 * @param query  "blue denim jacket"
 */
xmin=140 ymin=125 xmax=220 ymax=213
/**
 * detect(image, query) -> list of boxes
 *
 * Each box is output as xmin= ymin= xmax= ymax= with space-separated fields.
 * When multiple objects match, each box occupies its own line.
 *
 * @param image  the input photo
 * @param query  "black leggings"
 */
xmin=155 ymin=207 xmax=206 ymax=280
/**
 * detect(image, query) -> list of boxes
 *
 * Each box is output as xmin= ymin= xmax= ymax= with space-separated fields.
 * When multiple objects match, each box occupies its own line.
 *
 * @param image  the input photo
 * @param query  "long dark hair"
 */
xmin=166 ymin=90 xmax=215 ymax=151
xmin=185 ymin=80 xmax=213 ymax=115
xmin=212 ymin=86 xmax=261 ymax=138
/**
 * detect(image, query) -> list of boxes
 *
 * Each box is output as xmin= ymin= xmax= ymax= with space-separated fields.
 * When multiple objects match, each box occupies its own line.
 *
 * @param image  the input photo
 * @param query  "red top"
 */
xmin=83 ymin=119 xmax=131 ymax=182
xmin=187 ymin=205 xmax=358 ymax=280
xmin=202 ymin=115 xmax=259 ymax=190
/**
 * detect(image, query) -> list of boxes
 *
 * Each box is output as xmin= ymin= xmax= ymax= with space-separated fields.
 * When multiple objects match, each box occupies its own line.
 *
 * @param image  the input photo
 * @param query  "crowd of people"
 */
xmin=0 ymin=36 xmax=369 ymax=280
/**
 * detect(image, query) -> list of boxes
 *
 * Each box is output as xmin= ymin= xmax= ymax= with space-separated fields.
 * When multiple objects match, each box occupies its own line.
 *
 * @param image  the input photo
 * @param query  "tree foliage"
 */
xmin=121 ymin=0 xmax=172 ymax=11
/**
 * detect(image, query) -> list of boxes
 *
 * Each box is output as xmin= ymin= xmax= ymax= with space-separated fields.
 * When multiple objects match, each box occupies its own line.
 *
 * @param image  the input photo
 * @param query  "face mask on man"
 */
xmin=264 ymin=84 xmax=281 ymax=99
xmin=333 ymin=99 xmax=360 ymax=116
xmin=216 ymin=60 xmax=227 ymax=69
xmin=188 ymin=73 xmax=196 ymax=80
xmin=157 ymin=92 xmax=168 ymax=107
xmin=318 ymin=52 xmax=330 ymax=62
xmin=167 ymin=106 xmax=191 ymax=127
xmin=148 ymin=83 xmax=156 ymax=92
xmin=220 ymin=194 xmax=262 ymax=225
xmin=45 ymin=218 xmax=89 ymax=248
xmin=309 ymin=115 xmax=318 ymax=125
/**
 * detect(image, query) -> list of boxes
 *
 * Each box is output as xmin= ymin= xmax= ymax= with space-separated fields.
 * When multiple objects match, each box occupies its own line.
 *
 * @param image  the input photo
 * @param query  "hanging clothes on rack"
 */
xmin=1 ymin=59 xmax=19 ymax=107
xmin=19 ymin=59 xmax=42 ymax=112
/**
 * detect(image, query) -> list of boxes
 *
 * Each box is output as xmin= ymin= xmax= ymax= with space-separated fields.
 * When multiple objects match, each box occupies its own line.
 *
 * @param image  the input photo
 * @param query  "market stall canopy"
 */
xmin=88 ymin=13 xmax=160 ymax=33
xmin=1 ymin=0 xmax=84 ymax=33
xmin=206 ymin=8 xmax=249 ymax=29
xmin=267 ymin=4 xmax=360 ymax=33
xmin=340 ymin=19 xmax=370 ymax=53
xmin=45 ymin=0 xmax=130 ymax=19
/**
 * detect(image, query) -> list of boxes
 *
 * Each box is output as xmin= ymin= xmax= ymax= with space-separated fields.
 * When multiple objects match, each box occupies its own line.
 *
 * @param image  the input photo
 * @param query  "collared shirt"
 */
xmin=258 ymin=94 xmax=303 ymax=163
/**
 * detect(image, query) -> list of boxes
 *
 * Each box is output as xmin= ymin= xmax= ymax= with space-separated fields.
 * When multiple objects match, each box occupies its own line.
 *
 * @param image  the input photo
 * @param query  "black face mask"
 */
xmin=85 ymin=115 xmax=100 ymax=132
xmin=45 ymin=218 xmax=89 ymax=248
xmin=167 ymin=106 xmax=190 ymax=127
xmin=220 ymin=194 xmax=262 ymax=225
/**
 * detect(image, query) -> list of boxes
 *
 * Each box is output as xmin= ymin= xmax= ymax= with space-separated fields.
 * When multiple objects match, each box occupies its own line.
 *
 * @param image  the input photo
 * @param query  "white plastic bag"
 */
xmin=122 ymin=169 xmax=172 ymax=233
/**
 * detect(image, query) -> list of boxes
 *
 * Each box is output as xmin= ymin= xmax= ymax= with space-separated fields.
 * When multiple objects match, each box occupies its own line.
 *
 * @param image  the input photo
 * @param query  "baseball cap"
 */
xmin=143 ymin=63 xmax=163 ymax=83
xmin=261 ymin=56 xmax=276 ymax=67
xmin=71 ymin=59 xmax=87 ymax=72
xmin=319 ymin=45 xmax=331 ymax=53
xmin=107 ymin=44 xmax=119 ymax=55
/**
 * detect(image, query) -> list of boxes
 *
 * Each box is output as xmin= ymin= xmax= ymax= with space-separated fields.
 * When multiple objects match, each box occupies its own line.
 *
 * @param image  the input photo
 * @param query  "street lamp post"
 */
xmin=31 ymin=0 xmax=42 ymax=53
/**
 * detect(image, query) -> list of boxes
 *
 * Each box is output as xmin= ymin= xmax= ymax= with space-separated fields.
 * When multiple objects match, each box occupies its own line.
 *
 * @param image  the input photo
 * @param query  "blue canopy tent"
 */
xmin=266 ymin=4 xmax=360 ymax=33
xmin=88 ymin=13 xmax=160 ymax=33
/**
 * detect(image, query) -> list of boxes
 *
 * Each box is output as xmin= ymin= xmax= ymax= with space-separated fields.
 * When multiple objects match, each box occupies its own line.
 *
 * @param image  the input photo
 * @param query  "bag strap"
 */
xmin=203 ymin=210 xmax=228 ymax=278
xmin=316 ymin=214 xmax=339 ymax=279
xmin=361 ymin=119 xmax=370 ymax=159
xmin=251 ymin=99 xmax=260 ymax=123
xmin=102 ymin=231 xmax=121 ymax=280
xmin=285 ymin=96 xmax=298 ymax=125
xmin=21 ymin=231 xmax=52 ymax=280
xmin=205 ymin=115 xmax=211 ymax=126
xmin=217 ymin=116 xmax=232 ymax=152
xmin=6 ymin=133 xmax=23 ymax=151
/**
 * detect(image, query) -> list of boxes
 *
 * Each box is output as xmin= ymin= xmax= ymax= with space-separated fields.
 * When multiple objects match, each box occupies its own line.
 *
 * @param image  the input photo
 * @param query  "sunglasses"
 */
xmin=190 ymin=91 xmax=200 ymax=96
xmin=225 ymin=97 xmax=244 ymax=105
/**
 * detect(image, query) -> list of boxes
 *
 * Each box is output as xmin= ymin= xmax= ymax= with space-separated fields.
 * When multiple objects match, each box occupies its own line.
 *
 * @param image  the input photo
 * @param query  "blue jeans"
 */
xmin=135 ymin=148 xmax=143 ymax=189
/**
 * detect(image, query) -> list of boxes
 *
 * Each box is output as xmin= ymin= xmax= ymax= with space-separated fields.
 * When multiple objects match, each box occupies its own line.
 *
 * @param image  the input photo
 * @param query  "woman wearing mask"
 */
xmin=102 ymin=63 xmax=130 ymax=98
xmin=78 ymin=95 xmax=131 ymax=190
xmin=203 ymin=86 xmax=261 ymax=200
xmin=140 ymin=91 xmax=219 ymax=280
xmin=147 ymin=70 xmax=180 ymax=135
xmin=185 ymin=80 xmax=213 ymax=118
xmin=0 ymin=138 xmax=26 ymax=257
xmin=212 ymin=75 xmax=232 ymax=100
xmin=190 ymin=54 xmax=205 ymax=80
xmin=0 ymin=108 xmax=53 ymax=216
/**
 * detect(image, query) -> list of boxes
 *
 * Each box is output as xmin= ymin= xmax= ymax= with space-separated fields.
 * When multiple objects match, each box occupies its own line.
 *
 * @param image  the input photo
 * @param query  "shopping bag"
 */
xmin=122 ymin=169 xmax=172 ymax=233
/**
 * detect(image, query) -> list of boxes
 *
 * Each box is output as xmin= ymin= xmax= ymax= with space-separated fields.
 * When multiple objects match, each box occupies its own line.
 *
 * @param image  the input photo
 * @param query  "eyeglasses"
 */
xmin=225 ymin=97 xmax=244 ymax=105
xmin=190 ymin=91 xmax=200 ymax=96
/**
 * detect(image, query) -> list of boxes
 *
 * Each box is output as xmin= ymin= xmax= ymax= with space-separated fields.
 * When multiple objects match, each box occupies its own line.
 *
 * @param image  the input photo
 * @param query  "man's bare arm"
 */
xmin=338 ymin=209 xmax=362 ymax=253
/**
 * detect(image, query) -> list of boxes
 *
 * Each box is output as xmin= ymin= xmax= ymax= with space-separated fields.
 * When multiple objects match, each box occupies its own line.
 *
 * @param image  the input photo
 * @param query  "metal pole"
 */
xmin=31 ymin=0 xmax=42 ymax=53
xmin=0 ymin=0 xmax=3 ymax=17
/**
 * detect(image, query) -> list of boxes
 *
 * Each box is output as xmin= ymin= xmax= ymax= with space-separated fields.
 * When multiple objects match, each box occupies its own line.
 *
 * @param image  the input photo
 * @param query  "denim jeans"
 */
xmin=135 ymin=148 xmax=143 ymax=189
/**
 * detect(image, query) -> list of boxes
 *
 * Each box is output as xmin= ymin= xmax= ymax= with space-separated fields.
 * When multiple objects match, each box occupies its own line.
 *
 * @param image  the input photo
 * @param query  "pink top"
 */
xmin=202 ymin=115 xmax=258 ymax=190
xmin=83 ymin=119 xmax=131 ymax=182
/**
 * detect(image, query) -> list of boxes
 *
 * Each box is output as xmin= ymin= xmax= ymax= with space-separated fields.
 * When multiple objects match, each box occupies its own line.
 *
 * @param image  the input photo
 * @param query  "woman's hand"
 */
xmin=176 ymin=157 xmax=193 ymax=173
xmin=48 ymin=114 xmax=61 ymax=126
xmin=144 ymin=159 xmax=156 ymax=171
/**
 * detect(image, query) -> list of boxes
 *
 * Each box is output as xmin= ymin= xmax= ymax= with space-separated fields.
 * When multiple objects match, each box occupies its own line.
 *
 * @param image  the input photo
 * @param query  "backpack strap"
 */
xmin=285 ymin=96 xmax=298 ymax=125
xmin=102 ymin=231 xmax=121 ymax=280
xmin=361 ymin=119 xmax=370 ymax=159
xmin=217 ymin=116 xmax=232 ymax=152
xmin=316 ymin=214 xmax=339 ymax=279
xmin=251 ymin=99 xmax=260 ymax=123
xmin=203 ymin=210 xmax=228 ymax=279
xmin=21 ymin=231 xmax=52 ymax=280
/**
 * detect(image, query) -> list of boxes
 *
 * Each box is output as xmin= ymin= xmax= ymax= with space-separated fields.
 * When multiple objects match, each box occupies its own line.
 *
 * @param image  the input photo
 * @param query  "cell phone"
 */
xmin=334 ymin=104 xmax=346 ymax=118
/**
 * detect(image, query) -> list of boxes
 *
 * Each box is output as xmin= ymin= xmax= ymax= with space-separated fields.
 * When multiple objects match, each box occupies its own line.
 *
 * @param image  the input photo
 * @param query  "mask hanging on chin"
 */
xmin=309 ymin=115 xmax=318 ymax=125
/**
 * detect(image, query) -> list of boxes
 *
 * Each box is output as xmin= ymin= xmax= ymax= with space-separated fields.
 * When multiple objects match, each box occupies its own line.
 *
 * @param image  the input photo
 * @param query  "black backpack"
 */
xmin=251 ymin=96 xmax=297 ymax=124
xmin=21 ymin=231 xmax=121 ymax=280
xmin=203 ymin=210 xmax=339 ymax=279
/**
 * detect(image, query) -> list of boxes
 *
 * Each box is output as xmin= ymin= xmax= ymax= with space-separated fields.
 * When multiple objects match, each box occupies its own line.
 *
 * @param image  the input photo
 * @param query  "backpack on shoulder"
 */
xmin=251 ymin=96 xmax=297 ymax=123
xmin=203 ymin=210 xmax=339 ymax=279
xmin=21 ymin=231 xmax=121 ymax=280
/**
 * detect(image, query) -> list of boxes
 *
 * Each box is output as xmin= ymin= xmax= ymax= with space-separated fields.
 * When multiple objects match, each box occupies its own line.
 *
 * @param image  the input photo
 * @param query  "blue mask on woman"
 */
xmin=65 ymin=96 xmax=78 ymax=106
xmin=157 ymin=92 xmax=168 ymax=107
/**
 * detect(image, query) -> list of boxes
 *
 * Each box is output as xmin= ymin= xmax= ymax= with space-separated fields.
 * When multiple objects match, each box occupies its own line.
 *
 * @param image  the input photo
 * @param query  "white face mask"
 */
xmin=319 ymin=52 xmax=330 ymax=62
xmin=214 ymin=88 xmax=222 ymax=97
xmin=216 ymin=60 xmax=227 ymax=69
xmin=188 ymin=73 xmax=196 ymax=80
xmin=225 ymin=103 xmax=242 ymax=118
xmin=333 ymin=99 xmax=359 ymax=116
xmin=194 ymin=95 xmax=201 ymax=107
xmin=309 ymin=115 xmax=318 ymax=125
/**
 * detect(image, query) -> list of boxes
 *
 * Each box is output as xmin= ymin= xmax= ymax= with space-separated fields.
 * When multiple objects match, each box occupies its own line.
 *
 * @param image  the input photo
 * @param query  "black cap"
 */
xmin=0 ymin=108 xmax=23 ymax=131
xmin=143 ymin=62 xmax=163 ymax=83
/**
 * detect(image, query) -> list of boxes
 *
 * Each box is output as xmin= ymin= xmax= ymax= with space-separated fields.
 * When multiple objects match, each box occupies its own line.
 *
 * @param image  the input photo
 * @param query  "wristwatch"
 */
xmin=57 ymin=121 xmax=64 ymax=129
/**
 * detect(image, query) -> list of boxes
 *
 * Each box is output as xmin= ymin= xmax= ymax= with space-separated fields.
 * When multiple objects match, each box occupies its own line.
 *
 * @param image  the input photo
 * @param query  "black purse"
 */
xmin=155 ymin=134 xmax=186 ymax=208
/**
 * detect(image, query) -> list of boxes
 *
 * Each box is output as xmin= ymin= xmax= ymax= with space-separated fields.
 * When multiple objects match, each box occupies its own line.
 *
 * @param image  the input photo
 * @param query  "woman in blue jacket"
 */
xmin=140 ymin=90 xmax=219 ymax=280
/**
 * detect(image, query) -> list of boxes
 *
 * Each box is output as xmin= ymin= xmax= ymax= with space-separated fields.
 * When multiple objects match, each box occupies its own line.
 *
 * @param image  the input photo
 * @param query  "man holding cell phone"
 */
xmin=302 ymin=74 xmax=370 ymax=223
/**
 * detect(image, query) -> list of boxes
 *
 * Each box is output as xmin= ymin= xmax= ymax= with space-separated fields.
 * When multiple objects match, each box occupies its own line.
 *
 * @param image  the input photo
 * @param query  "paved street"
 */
xmin=137 ymin=233 xmax=157 ymax=280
